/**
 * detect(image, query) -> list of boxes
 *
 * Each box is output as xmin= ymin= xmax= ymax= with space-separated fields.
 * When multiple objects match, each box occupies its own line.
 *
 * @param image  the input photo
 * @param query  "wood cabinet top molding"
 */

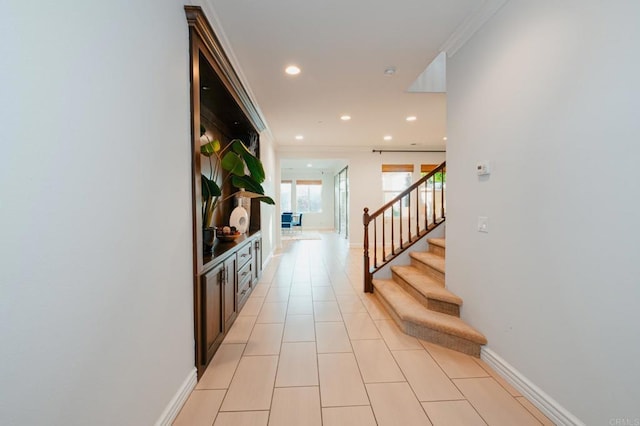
xmin=185 ymin=5 xmax=265 ymax=133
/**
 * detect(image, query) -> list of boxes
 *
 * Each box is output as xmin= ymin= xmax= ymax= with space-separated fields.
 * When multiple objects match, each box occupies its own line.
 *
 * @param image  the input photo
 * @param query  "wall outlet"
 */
xmin=478 ymin=216 xmax=489 ymax=233
xmin=476 ymin=161 xmax=491 ymax=176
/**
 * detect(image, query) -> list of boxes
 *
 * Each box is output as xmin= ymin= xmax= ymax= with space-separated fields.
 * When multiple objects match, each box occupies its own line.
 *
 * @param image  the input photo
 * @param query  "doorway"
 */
xmin=335 ymin=166 xmax=348 ymax=238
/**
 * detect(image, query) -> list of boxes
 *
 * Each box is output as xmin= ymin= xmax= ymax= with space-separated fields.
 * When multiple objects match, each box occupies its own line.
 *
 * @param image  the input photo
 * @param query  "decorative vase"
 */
xmin=229 ymin=205 xmax=249 ymax=234
xmin=203 ymin=227 xmax=215 ymax=253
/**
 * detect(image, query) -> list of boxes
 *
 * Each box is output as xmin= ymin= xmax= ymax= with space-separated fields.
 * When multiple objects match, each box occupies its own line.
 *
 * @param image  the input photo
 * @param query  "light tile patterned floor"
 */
xmin=174 ymin=233 xmax=554 ymax=426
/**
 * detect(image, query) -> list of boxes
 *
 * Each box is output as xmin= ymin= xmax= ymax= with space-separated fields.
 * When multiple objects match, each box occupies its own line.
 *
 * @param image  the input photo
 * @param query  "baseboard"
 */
xmin=481 ymin=348 xmax=585 ymax=426
xmin=155 ymin=367 xmax=197 ymax=426
xmin=263 ymin=249 xmax=274 ymax=269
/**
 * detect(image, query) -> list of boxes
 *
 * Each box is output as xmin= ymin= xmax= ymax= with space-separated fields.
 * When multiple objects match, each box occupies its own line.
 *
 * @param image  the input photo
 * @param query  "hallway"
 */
xmin=174 ymin=234 xmax=552 ymax=425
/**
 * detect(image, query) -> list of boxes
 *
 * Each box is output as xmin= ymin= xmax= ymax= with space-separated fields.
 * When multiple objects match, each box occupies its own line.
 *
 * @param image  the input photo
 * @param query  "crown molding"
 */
xmin=278 ymin=145 xmax=374 ymax=154
xmin=188 ymin=2 xmax=271 ymax=136
xmin=278 ymin=144 xmax=446 ymax=154
xmin=440 ymin=0 xmax=509 ymax=57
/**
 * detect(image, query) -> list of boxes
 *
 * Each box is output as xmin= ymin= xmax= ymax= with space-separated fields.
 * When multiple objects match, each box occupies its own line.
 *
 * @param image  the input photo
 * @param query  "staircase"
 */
xmin=372 ymin=237 xmax=487 ymax=357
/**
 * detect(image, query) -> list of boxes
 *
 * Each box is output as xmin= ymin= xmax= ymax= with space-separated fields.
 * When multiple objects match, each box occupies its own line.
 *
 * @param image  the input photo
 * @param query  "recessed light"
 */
xmin=406 ymin=116 xmax=417 ymax=122
xmin=307 ymin=163 xmax=312 ymax=168
xmin=384 ymin=66 xmax=396 ymax=76
xmin=443 ymin=136 xmax=448 ymax=141
xmin=340 ymin=115 xmax=351 ymax=121
xmin=295 ymin=135 xmax=304 ymax=140
xmin=383 ymin=135 xmax=392 ymax=141
xmin=285 ymin=65 xmax=301 ymax=75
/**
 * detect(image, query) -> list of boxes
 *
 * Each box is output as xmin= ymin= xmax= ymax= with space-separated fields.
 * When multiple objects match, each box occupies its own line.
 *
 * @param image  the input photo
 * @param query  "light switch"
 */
xmin=478 ymin=216 xmax=489 ymax=233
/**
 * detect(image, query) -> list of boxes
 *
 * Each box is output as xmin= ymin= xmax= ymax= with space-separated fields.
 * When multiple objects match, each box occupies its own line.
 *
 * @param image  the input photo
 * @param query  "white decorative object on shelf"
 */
xmin=230 ymin=206 xmax=249 ymax=234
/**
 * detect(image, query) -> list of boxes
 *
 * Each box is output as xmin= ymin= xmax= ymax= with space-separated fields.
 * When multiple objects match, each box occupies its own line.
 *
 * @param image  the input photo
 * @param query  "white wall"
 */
xmin=0 ymin=1 xmax=195 ymax=424
xmin=447 ymin=1 xmax=640 ymax=423
xmin=259 ymin=131 xmax=277 ymax=262
xmin=281 ymin=168 xmax=336 ymax=229
xmin=279 ymin=150 xmax=446 ymax=246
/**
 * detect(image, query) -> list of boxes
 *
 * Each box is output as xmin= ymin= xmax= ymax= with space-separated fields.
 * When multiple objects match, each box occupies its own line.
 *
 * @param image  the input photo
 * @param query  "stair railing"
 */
xmin=363 ymin=161 xmax=446 ymax=292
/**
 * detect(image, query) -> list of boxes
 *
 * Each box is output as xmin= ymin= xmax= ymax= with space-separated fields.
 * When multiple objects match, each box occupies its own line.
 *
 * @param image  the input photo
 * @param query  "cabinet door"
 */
xmin=223 ymin=255 xmax=237 ymax=328
xmin=202 ymin=263 xmax=224 ymax=363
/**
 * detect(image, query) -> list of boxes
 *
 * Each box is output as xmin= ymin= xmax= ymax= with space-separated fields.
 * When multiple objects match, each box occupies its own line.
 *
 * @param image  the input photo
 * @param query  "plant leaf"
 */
xmin=254 ymin=195 xmax=275 ymax=205
xmin=221 ymin=152 xmax=245 ymax=175
xmin=243 ymin=152 xmax=265 ymax=183
xmin=231 ymin=189 xmax=275 ymax=205
xmin=202 ymin=174 xmax=221 ymax=198
xmin=200 ymin=139 xmax=220 ymax=157
xmin=231 ymin=140 xmax=265 ymax=183
xmin=234 ymin=190 xmax=266 ymax=198
xmin=231 ymin=175 xmax=265 ymax=194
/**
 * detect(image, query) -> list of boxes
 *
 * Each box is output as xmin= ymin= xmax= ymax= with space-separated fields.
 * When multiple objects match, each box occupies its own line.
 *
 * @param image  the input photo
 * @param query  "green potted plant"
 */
xmin=200 ymin=126 xmax=274 ymax=251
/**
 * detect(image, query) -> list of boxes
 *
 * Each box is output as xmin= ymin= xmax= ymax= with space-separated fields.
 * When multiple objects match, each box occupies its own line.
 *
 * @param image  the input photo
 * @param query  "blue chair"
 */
xmin=281 ymin=212 xmax=293 ymax=232
xmin=292 ymin=213 xmax=302 ymax=232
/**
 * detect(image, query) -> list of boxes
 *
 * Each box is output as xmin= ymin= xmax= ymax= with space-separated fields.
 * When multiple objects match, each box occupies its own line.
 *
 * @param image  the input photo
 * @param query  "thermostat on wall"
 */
xmin=476 ymin=161 xmax=491 ymax=176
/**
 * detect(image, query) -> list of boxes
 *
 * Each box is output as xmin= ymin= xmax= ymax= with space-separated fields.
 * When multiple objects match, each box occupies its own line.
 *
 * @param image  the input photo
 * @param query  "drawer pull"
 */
xmin=241 ymin=289 xmax=247 ymax=295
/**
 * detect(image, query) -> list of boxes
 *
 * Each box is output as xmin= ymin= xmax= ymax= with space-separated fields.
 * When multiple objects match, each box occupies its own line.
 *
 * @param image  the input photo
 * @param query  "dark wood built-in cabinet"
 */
xmin=186 ymin=6 xmax=267 ymax=377
xmin=200 ymin=233 xmax=261 ymax=365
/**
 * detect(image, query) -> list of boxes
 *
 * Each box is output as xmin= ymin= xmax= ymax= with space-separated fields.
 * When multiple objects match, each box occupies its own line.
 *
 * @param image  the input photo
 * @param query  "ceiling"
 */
xmin=281 ymin=158 xmax=348 ymax=173
xmin=208 ymin=0 xmax=486 ymax=151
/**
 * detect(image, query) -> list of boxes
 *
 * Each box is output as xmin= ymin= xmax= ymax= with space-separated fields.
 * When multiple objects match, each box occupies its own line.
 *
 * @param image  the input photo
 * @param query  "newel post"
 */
xmin=363 ymin=207 xmax=373 ymax=293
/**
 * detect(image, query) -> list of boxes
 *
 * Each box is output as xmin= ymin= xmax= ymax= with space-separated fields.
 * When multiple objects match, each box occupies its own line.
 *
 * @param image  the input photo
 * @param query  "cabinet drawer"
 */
xmin=237 ymin=242 xmax=253 ymax=268
xmin=238 ymin=261 xmax=252 ymax=294
xmin=238 ymin=261 xmax=252 ymax=308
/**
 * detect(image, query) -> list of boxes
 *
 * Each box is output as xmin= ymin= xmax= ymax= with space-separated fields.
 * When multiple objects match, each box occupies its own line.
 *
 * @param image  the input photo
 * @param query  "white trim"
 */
xmin=262 ymin=251 xmax=273 ymax=269
xmin=278 ymin=145 xmax=374 ymax=154
xmin=481 ymin=348 xmax=585 ymax=426
xmin=440 ymin=0 xmax=509 ymax=57
xmin=154 ymin=367 xmax=197 ymax=426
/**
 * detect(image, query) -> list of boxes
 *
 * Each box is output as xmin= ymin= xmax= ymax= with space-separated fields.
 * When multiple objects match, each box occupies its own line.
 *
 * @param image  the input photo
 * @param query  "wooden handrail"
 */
xmin=363 ymin=161 xmax=446 ymax=292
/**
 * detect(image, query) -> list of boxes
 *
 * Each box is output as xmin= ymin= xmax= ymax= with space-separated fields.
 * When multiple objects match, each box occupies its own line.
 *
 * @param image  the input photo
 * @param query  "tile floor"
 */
xmin=174 ymin=233 xmax=555 ymax=426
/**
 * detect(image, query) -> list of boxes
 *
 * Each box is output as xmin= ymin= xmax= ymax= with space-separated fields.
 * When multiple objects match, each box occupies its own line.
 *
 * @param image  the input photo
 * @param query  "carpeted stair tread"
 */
xmin=372 ymin=279 xmax=487 ymax=345
xmin=391 ymin=265 xmax=462 ymax=306
xmin=427 ymin=238 xmax=446 ymax=249
xmin=410 ymin=251 xmax=445 ymax=274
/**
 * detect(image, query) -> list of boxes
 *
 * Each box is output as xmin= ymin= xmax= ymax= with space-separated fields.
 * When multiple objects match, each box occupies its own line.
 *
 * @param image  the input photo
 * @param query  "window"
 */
xmin=382 ymin=164 xmax=414 ymax=216
xmin=280 ymin=180 xmax=292 ymax=212
xmin=420 ymin=164 xmax=446 ymax=220
xmin=420 ymin=164 xmax=446 ymax=189
xmin=296 ymin=180 xmax=322 ymax=213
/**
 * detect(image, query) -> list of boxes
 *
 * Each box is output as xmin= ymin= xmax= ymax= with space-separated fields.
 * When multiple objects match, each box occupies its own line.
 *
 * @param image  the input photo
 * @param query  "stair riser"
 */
xmin=428 ymin=244 xmax=445 ymax=257
xmin=374 ymin=290 xmax=480 ymax=357
xmin=411 ymin=258 xmax=445 ymax=285
xmin=427 ymin=299 xmax=460 ymax=317
xmin=404 ymin=322 xmax=481 ymax=357
xmin=392 ymin=272 xmax=460 ymax=317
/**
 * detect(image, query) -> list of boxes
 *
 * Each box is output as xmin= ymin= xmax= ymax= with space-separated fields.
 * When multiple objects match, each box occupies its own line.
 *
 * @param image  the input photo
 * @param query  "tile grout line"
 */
xmin=515 ymin=396 xmax=549 ymax=425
